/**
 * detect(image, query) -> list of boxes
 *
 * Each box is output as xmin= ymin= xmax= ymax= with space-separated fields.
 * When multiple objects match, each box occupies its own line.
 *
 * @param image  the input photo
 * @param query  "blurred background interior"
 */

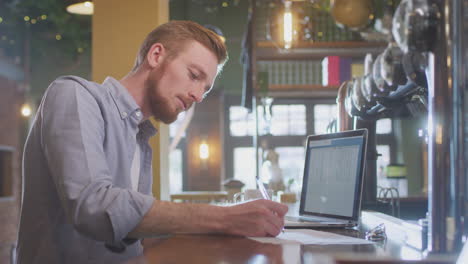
xmin=0 ymin=0 xmax=467 ymax=262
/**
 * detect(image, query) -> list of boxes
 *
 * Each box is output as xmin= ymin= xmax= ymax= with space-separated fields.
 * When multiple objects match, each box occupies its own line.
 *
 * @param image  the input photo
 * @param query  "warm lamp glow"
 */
xmin=283 ymin=1 xmax=293 ymax=49
xmin=21 ymin=104 xmax=32 ymax=117
xmin=199 ymin=142 xmax=209 ymax=160
xmin=66 ymin=1 xmax=94 ymax=15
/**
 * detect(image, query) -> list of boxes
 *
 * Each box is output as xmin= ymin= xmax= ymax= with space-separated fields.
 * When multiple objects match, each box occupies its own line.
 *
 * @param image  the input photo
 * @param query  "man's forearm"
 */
xmin=128 ymin=199 xmax=289 ymax=238
xmin=128 ymin=200 xmax=226 ymax=238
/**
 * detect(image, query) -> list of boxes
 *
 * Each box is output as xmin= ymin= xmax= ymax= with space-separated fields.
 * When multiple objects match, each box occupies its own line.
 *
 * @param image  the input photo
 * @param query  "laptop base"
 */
xmin=285 ymin=216 xmax=357 ymax=228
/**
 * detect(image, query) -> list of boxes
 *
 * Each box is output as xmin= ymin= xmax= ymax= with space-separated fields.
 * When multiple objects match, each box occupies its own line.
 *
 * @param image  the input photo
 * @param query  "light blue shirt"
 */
xmin=18 ymin=76 xmax=156 ymax=264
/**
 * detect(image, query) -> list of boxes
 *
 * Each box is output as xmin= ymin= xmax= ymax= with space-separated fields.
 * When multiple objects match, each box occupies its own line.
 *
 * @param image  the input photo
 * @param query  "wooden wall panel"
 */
xmin=186 ymin=91 xmax=224 ymax=191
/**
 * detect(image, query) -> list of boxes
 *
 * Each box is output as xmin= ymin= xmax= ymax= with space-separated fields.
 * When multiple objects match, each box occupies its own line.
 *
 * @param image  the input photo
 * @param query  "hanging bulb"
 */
xmin=283 ymin=1 xmax=293 ymax=49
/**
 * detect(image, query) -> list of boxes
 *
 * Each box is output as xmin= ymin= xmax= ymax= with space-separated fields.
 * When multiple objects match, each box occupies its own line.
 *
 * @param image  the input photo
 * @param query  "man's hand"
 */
xmin=221 ymin=199 xmax=288 ymax=237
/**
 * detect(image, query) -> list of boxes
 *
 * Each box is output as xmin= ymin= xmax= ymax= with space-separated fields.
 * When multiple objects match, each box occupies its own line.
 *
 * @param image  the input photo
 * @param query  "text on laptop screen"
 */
xmin=303 ymin=136 xmax=365 ymax=217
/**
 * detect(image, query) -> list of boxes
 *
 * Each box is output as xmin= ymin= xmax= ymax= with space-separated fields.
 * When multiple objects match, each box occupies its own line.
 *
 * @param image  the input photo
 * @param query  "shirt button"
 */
xmin=122 ymin=112 xmax=128 ymax=118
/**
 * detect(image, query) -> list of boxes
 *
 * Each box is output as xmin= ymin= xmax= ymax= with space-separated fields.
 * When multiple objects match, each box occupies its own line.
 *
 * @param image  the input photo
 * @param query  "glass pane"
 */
xmin=271 ymin=120 xmax=289 ymax=135
xmin=257 ymin=106 xmax=268 ymax=135
xmin=271 ymin=104 xmax=306 ymax=136
xmin=229 ymin=106 xmax=250 ymax=136
xmin=376 ymin=118 xmax=392 ymax=134
xmin=247 ymin=118 xmax=256 ymax=136
xmin=289 ymin=119 xmax=306 ymax=135
xmin=314 ymin=104 xmax=337 ymax=134
xmin=271 ymin=105 xmax=288 ymax=135
xmin=229 ymin=106 xmax=259 ymax=136
xmin=230 ymin=104 xmax=305 ymax=136
xmin=234 ymin=147 xmax=257 ymax=189
xmin=276 ymin=146 xmax=305 ymax=193
xmin=229 ymin=106 xmax=248 ymax=120
xmin=169 ymin=111 xmax=186 ymax=138
xmin=289 ymin=105 xmax=306 ymax=135
xmin=230 ymin=122 xmax=246 ymax=137
xmin=376 ymin=145 xmax=391 ymax=191
xmin=169 ymin=149 xmax=183 ymax=194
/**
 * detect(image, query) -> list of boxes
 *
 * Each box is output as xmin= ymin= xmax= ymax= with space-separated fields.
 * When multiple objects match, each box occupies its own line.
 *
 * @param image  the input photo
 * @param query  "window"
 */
xmin=233 ymin=147 xmax=257 ymax=189
xmin=375 ymin=118 xmax=398 ymax=197
xmin=270 ymin=105 xmax=306 ymax=135
xmin=376 ymin=118 xmax=392 ymax=134
xmin=229 ymin=106 xmax=256 ymax=136
xmin=169 ymin=111 xmax=187 ymax=138
xmin=169 ymin=149 xmax=183 ymax=194
xmin=376 ymin=145 xmax=391 ymax=189
xmin=314 ymin=104 xmax=337 ymax=134
xmin=276 ymin=146 xmax=305 ymax=192
xmin=229 ymin=104 xmax=306 ymax=136
xmin=225 ymin=96 xmax=336 ymax=187
xmin=169 ymin=112 xmax=187 ymax=192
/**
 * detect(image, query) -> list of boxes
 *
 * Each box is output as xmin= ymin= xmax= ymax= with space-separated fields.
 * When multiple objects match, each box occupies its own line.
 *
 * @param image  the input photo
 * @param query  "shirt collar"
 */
xmin=103 ymin=77 xmax=157 ymax=137
xmin=103 ymin=76 xmax=140 ymax=120
xmin=139 ymin=120 xmax=158 ymax=138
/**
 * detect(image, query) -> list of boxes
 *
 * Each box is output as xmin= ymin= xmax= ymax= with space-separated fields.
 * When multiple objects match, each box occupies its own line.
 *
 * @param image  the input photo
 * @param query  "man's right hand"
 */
xmin=221 ymin=199 xmax=289 ymax=237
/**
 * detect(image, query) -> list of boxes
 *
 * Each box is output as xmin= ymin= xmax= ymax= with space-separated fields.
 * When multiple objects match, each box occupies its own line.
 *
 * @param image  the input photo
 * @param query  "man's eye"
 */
xmin=189 ymin=72 xmax=199 ymax=80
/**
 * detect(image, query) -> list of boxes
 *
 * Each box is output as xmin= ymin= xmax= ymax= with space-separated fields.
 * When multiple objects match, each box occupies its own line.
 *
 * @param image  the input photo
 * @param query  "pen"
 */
xmin=256 ymin=177 xmax=270 ymax=200
xmin=257 ymin=177 xmax=284 ymax=233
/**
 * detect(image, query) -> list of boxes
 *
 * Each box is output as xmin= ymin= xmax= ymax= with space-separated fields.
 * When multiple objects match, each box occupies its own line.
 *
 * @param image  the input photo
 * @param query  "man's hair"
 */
xmin=133 ymin=20 xmax=228 ymax=72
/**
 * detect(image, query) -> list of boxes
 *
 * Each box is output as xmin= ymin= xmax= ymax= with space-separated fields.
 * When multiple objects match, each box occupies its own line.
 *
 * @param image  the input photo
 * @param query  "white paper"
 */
xmin=249 ymin=229 xmax=373 ymax=245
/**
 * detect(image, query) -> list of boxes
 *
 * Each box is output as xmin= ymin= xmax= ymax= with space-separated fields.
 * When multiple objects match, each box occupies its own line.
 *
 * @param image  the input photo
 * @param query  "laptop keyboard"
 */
xmin=286 ymin=216 xmax=327 ymax=223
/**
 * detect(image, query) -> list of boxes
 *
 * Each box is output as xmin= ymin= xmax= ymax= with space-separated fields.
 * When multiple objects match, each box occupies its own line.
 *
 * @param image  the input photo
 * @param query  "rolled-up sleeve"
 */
xmin=40 ymin=79 xmax=154 ymax=247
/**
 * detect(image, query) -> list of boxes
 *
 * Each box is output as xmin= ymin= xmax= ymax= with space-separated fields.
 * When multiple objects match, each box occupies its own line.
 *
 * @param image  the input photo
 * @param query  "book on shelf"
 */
xmin=322 ymin=56 xmax=352 ymax=86
xmin=351 ymin=63 xmax=365 ymax=78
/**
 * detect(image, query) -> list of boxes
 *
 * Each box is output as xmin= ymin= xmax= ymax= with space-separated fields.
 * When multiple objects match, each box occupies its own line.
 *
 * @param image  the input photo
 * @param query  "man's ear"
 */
xmin=146 ymin=43 xmax=165 ymax=68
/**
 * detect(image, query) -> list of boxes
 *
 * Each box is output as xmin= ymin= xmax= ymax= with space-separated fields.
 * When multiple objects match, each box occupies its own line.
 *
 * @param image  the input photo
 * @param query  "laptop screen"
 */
xmin=299 ymin=129 xmax=367 ymax=221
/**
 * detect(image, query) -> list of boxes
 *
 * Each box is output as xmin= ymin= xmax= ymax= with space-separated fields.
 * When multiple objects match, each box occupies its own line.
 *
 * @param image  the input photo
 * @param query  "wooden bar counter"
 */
xmin=123 ymin=211 xmax=458 ymax=264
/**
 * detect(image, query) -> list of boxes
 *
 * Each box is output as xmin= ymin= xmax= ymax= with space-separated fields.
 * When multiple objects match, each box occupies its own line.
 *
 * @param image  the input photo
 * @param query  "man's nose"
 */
xmin=189 ymin=87 xmax=205 ymax=103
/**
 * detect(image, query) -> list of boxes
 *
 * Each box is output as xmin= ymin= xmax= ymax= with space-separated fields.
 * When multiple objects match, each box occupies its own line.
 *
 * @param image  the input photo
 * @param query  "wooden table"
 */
xmin=123 ymin=230 xmax=455 ymax=264
xmin=122 ymin=210 xmax=458 ymax=264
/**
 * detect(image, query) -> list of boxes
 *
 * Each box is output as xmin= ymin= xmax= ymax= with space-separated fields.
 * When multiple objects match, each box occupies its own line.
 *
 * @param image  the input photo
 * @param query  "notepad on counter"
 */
xmin=249 ymin=229 xmax=372 ymax=245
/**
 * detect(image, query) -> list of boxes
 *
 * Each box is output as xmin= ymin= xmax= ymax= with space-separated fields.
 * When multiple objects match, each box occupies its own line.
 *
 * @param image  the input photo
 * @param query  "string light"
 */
xmin=222 ymin=1 xmax=228 ymax=7
xmin=41 ymin=14 xmax=47 ymax=20
xmin=55 ymin=34 xmax=62 ymax=40
xmin=31 ymin=19 xmax=37 ymax=24
xmin=24 ymin=16 xmax=30 ymax=22
xmin=0 ymin=17 xmax=3 ymax=23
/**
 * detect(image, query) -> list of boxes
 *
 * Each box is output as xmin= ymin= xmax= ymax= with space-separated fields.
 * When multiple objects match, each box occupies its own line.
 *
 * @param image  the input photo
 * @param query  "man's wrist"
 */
xmin=213 ymin=205 xmax=231 ymax=234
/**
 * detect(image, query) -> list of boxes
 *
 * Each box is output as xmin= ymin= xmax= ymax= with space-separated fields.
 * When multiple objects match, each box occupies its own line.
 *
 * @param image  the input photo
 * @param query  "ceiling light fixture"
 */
xmin=66 ymin=1 xmax=94 ymax=15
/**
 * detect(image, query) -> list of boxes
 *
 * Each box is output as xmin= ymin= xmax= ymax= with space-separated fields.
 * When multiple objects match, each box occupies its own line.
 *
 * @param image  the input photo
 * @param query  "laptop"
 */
xmin=285 ymin=129 xmax=368 ymax=228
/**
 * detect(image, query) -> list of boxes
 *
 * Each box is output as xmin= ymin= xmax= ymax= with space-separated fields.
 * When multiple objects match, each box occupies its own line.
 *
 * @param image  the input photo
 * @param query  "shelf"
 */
xmin=257 ymin=41 xmax=387 ymax=49
xmin=261 ymin=84 xmax=339 ymax=98
xmin=256 ymin=41 xmax=387 ymax=60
